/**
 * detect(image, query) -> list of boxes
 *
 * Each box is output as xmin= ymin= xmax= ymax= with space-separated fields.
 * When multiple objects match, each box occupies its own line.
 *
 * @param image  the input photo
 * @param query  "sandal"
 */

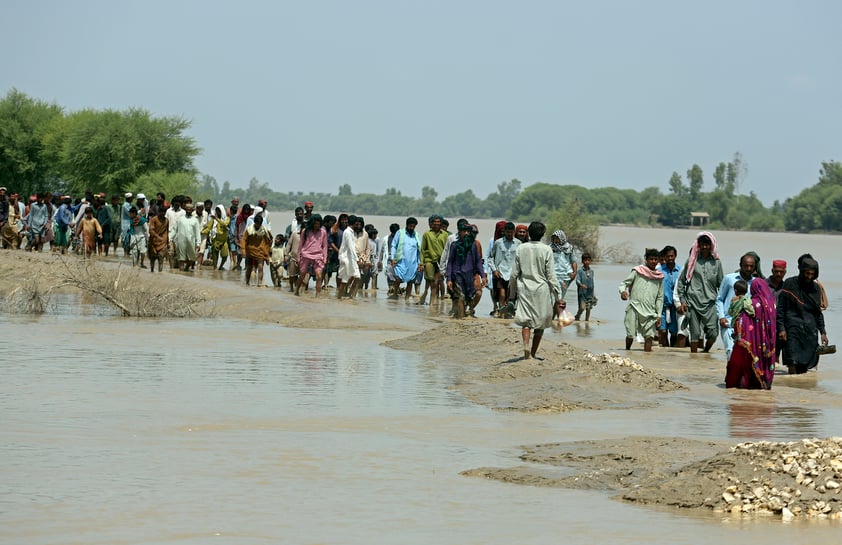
xmin=817 ymin=344 xmax=836 ymax=356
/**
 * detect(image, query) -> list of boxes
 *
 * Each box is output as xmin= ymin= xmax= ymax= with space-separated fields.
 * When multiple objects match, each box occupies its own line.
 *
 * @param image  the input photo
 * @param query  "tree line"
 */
xmin=0 ymin=89 xmax=198 ymax=201
xmin=2 ymin=89 xmax=839 ymax=233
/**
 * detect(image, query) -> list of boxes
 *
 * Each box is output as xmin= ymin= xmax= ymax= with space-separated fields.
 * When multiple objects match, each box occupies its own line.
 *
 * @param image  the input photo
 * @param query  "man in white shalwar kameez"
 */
xmin=173 ymin=202 xmax=201 ymax=271
xmin=511 ymin=221 xmax=563 ymax=360
xmin=337 ymin=215 xmax=362 ymax=298
xmin=166 ymin=198 xmax=186 ymax=269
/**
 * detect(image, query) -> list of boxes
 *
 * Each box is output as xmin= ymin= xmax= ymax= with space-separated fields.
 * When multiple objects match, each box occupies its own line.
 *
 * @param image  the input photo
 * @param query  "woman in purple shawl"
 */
xmin=725 ymin=278 xmax=777 ymax=389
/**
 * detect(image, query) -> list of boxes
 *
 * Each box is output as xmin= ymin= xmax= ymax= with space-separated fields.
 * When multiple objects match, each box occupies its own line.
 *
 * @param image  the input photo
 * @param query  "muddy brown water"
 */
xmin=2 ymin=226 xmax=841 ymax=544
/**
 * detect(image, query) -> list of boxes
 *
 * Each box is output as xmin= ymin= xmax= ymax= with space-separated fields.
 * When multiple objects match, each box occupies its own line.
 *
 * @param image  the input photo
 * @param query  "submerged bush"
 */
xmin=57 ymin=259 xmax=209 ymax=318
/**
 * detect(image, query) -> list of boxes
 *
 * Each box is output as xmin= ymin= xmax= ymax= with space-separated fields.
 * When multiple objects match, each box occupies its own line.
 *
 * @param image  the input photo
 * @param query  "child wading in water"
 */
xmin=575 ymin=252 xmax=596 ymax=321
xmin=270 ymin=234 xmax=286 ymax=288
xmin=619 ymin=248 xmax=665 ymax=352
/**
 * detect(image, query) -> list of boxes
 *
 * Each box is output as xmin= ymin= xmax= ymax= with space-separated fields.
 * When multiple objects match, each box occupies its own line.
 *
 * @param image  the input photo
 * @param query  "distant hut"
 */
xmin=690 ymin=211 xmax=710 ymax=226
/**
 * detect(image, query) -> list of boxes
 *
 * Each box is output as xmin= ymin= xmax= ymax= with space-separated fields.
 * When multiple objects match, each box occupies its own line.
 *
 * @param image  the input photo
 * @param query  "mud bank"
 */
xmin=463 ymin=436 xmax=842 ymax=520
xmin=384 ymin=319 xmax=685 ymax=413
xmin=0 ymin=250 xmax=426 ymax=332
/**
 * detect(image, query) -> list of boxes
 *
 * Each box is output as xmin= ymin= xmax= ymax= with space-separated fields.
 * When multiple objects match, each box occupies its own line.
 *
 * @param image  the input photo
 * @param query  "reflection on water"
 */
xmin=616 ymin=391 xmax=840 ymax=444
xmin=31 ymin=291 xmax=123 ymax=317
xmin=776 ymin=372 xmax=820 ymax=390
xmin=564 ymin=320 xmax=597 ymax=338
xmin=727 ymin=401 xmax=825 ymax=441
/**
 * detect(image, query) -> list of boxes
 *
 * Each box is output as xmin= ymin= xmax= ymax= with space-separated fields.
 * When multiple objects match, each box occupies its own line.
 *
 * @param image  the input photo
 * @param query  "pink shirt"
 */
xmin=298 ymin=226 xmax=328 ymax=262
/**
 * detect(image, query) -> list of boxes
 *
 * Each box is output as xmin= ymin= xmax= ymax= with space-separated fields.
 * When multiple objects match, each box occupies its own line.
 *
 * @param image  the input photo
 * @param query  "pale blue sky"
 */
xmin=2 ymin=0 xmax=840 ymax=205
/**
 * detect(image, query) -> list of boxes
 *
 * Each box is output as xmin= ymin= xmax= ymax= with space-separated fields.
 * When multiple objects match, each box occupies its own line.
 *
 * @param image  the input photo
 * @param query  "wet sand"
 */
xmin=384 ymin=319 xmax=685 ymax=413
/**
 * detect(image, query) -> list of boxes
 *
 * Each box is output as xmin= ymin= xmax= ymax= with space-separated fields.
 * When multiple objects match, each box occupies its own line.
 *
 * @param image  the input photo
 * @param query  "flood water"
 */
xmin=2 ymin=225 xmax=841 ymax=544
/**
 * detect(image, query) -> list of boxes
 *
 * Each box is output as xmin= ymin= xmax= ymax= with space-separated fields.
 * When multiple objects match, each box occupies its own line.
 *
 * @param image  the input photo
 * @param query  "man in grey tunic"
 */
xmin=675 ymin=232 xmax=724 ymax=353
xmin=511 ymin=221 xmax=563 ymax=360
xmin=24 ymin=194 xmax=49 ymax=251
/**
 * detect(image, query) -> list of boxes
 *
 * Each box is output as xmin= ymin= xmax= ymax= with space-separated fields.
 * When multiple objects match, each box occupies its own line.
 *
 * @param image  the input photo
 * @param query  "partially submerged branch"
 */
xmin=5 ymin=277 xmax=59 ymax=314
xmin=54 ymin=258 xmax=209 ymax=318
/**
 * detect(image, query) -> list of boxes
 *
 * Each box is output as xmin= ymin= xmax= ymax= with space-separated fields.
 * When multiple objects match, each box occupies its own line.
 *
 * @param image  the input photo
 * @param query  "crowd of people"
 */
xmin=619 ymin=231 xmax=833 ymax=390
xmin=0 ymin=188 xmax=280 ymax=277
xmin=0 ymin=186 xmax=833 ymax=387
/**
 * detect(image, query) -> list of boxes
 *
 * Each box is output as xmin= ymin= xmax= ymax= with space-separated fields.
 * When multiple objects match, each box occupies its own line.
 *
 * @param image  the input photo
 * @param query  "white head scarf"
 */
xmin=246 ymin=206 xmax=264 ymax=230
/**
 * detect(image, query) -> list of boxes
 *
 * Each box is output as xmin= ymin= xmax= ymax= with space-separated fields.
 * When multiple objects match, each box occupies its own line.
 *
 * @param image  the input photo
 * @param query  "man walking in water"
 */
xmin=675 ymin=232 xmax=724 ymax=353
xmin=390 ymin=217 xmax=422 ymax=301
xmin=337 ymin=215 xmax=364 ymax=298
xmin=657 ymin=245 xmax=681 ymax=347
xmin=418 ymin=214 xmax=448 ymax=305
xmin=510 ymin=221 xmax=562 ymax=360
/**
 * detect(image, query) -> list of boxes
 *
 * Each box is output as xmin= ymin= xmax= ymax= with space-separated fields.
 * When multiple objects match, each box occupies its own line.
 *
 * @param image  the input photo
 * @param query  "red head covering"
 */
xmin=493 ymin=220 xmax=507 ymax=240
xmin=772 ymin=259 xmax=787 ymax=269
xmin=236 ymin=204 xmax=252 ymax=225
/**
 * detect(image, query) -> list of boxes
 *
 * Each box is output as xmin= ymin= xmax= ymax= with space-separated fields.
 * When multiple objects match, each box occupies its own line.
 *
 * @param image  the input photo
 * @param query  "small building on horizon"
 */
xmin=690 ymin=211 xmax=710 ymax=226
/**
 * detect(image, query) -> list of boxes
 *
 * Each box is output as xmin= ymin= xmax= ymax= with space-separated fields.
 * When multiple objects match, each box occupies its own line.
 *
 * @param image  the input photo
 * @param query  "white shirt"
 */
xmin=166 ymin=207 xmax=186 ymax=239
xmin=438 ymin=232 xmax=458 ymax=273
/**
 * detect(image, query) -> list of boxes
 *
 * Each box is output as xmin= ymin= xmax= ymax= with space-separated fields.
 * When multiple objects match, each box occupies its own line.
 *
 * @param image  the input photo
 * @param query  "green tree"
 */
xmin=378 ymin=190 xmax=414 ymax=216
xmin=546 ymin=196 xmax=600 ymax=258
xmin=586 ymin=187 xmax=647 ymax=223
xmin=483 ymin=178 xmax=522 ymax=217
xmin=686 ymin=164 xmax=704 ymax=200
xmin=338 ymin=183 xmax=353 ymax=196
xmin=714 ymin=154 xmax=746 ymax=195
xmin=350 ymin=193 xmax=381 ymax=214
xmin=668 ymin=171 xmax=686 ymax=197
xmin=53 ymin=108 xmax=198 ymax=196
xmin=198 ymin=174 xmax=219 ymax=199
xmin=440 ymin=189 xmax=481 ymax=217
xmin=738 ymin=192 xmax=784 ymax=231
xmin=0 ymin=89 xmax=64 ymax=196
xmin=640 ymin=186 xmax=662 ymax=202
xmin=817 ymin=160 xmax=842 ymax=187
xmin=135 ymin=170 xmax=199 ymax=201
xmin=704 ymin=189 xmax=730 ymax=227
xmin=639 ymin=186 xmax=663 ymax=223
xmin=713 ymin=162 xmax=727 ymax=190
xmin=330 ymin=191 xmax=357 ymax=212
xmin=243 ymin=177 xmax=270 ymax=202
xmin=783 ymin=161 xmax=842 ymax=232
xmin=655 ymin=195 xmax=691 ymax=227
xmin=509 ymin=182 xmax=567 ymax=219
xmin=415 ymin=185 xmax=439 ymax=214
xmin=421 ymin=186 xmax=438 ymax=200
